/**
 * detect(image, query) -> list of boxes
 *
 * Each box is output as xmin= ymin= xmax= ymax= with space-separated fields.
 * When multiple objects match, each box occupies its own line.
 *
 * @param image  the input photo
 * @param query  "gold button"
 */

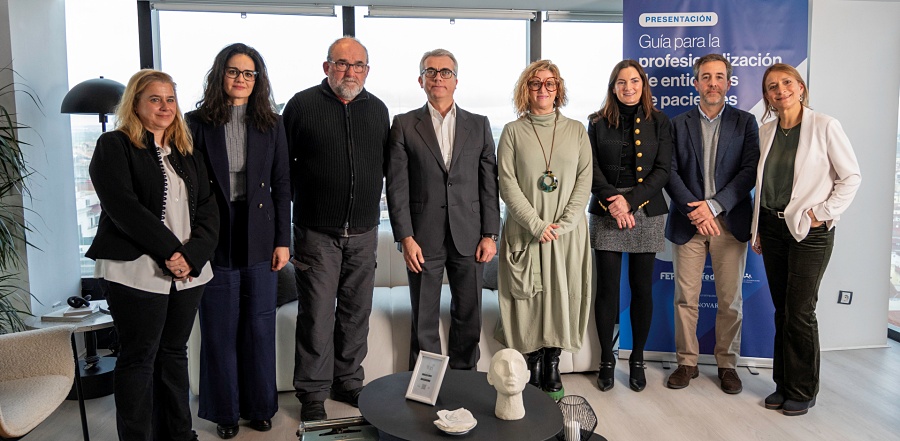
xmin=636 ymin=118 xmax=641 ymax=123
xmin=637 ymin=152 xmax=643 ymax=158
xmin=637 ymin=166 xmax=643 ymax=172
xmin=635 ymin=140 xmax=642 ymax=146
xmin=634 ymin=129 xmax=640 ymax=135
xmin=638 ymin=178 xmax=644 ymax=183
xmin=260 ymin=182 xmax=265 ymax=187
xmin=258 ymin=204 xmax=263 ymax=208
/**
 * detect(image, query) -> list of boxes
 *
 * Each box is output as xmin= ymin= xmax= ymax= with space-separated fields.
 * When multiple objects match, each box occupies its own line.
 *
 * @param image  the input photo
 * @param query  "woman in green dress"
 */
xmin=495 ymin=60 xmax=593 ymax=398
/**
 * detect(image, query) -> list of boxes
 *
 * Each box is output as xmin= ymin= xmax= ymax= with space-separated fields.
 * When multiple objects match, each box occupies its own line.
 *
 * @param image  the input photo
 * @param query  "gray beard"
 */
xmin=332 ymin=80 xmax=362 ymax=101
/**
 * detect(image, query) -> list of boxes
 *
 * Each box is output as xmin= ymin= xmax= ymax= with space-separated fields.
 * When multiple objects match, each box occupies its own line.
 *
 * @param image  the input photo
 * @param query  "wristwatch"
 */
xmin=482 ymin=234 xmax=498 ymax=242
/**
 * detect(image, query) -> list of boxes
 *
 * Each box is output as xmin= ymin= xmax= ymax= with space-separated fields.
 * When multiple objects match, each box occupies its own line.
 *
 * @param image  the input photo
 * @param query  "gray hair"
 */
xmin=419 ymin=48 xmax=458 ymax=75
xmin=692 ymin=53 xmax=733 ymax=80
xmin=326 ymin=36 xmax=369 ymax=63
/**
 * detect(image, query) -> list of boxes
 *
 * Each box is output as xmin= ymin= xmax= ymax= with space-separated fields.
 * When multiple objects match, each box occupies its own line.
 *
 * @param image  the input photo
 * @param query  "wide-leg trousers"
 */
xmin=758 ymin=212 xmax=834 ymax=402
xmin=198 ymin=260 xmax=278 ymax=424
xmin=106 ymin=281 xmax=204 ymax=441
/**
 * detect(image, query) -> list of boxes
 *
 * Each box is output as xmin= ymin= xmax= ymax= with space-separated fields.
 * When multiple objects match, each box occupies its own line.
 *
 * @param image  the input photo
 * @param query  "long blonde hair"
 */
xmin=115 ymin=69 xmax=193 ymax=155
xmin=512 ymin=60 xmax=568 ymax=118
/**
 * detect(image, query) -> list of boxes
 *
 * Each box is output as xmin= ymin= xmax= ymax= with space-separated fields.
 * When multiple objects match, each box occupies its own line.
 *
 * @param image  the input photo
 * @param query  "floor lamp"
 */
xmin=60 ymin=76 xmax=124 ymax=400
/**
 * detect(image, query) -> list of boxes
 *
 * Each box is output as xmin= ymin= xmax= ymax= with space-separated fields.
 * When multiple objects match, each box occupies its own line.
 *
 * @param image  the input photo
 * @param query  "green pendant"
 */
xmin=538 ymin=171 xmax=558 ymax=193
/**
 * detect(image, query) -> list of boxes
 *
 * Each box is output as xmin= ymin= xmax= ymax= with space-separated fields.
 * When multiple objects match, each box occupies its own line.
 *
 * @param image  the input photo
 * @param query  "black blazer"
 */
xmin=385 ymin=104 xmax=500 ymax=256
xmin=185 ymin=112 xmax=291 ymax=267
xmin=588 ymin=107 xmax=673 ymax=217
xmin=86 ymin=130 xmax=219 ymax=277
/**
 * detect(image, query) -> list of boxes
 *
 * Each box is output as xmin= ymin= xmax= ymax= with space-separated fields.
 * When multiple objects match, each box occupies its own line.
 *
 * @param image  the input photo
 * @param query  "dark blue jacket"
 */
xmin=186 ymin=112 xmax=291 ymax=267
xmin=665 ymin=105 xmax=760 ymax=245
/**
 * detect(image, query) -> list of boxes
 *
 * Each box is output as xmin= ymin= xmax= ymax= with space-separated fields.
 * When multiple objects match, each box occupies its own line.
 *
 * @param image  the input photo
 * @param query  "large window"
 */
xmin=542 ymin=21 xmax=623 ymax=127
xmin=157 ymin=9 xmax=343 ymax=113
xmin=357 ymin=7 xmax=524 ymax=144
xmin=65 ymin=0 xmax=140 ymax=276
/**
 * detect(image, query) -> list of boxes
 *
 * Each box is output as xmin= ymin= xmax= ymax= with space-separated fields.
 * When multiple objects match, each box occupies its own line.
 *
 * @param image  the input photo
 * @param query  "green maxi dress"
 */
xmin=495 ymin=110 xmax=593 ymax=354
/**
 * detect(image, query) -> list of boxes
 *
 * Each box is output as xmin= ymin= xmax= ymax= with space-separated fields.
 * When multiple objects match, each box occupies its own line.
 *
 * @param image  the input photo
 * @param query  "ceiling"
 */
xmin=149 ymin=0 xmax=625 ymax=13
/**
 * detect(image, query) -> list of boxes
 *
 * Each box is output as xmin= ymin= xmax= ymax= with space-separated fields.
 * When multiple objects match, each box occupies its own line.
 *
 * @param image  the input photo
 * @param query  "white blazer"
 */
xmin=750 ymin=108 xmax=861 ymax=243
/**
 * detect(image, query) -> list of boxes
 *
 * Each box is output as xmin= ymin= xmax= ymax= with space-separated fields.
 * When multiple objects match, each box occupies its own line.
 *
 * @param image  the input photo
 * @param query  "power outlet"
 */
xmin=837 ymin=291 xmax=853 ymax=305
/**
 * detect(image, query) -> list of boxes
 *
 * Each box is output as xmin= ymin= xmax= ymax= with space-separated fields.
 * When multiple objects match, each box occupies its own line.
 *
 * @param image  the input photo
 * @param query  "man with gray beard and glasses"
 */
xmin=282 ymin=36 xmax=390 ymax=422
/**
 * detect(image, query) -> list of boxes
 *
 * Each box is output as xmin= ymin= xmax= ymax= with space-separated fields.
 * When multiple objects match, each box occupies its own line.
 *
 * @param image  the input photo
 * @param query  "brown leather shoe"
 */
xmin=666 ymin=365 xmax=699 ymax=389
xmin=718 ymin=368 xmax=743 ymax=394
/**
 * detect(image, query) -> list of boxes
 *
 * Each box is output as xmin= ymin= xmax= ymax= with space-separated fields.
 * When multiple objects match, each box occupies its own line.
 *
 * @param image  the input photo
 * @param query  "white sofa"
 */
xmin=187 ymin=227 xmax=601 ymax=395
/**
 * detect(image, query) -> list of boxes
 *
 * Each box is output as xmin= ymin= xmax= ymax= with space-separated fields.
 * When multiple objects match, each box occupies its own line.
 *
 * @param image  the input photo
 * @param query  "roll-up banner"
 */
xmin=619 ymin=0 xmax=809 ymax=364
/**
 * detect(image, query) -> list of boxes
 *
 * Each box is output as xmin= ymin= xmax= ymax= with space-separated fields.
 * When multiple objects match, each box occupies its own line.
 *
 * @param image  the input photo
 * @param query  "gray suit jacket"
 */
xmin=386 ymin=104 xmax=500 ymax=256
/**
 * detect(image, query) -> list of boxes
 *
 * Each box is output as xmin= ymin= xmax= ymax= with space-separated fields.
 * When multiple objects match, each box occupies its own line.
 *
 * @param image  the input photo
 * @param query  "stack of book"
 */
xmin=41 ymin=302 xmax=101 ymax=322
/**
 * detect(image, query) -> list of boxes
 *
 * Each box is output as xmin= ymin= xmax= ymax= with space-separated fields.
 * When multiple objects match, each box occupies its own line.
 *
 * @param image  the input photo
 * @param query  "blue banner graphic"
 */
xmin=619 ymin=0 xmax=809 ymax=361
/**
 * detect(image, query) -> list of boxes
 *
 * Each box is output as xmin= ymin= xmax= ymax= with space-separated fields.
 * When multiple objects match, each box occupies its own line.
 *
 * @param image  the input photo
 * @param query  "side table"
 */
xmin=26 ymin=300 xmax=115 ymax=441
xmin=359 ymin=370 xmax=563 ymax=441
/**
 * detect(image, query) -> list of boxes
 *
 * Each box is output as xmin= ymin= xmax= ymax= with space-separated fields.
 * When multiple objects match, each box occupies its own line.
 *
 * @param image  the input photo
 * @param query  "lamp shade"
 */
xmin=61 ymin=77 xmax=125 ymax=115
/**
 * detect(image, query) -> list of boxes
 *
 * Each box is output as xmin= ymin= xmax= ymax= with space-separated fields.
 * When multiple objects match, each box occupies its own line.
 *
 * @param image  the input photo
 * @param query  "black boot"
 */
xmin=525 ymin=349 xmax=544 ymax=389
xmin=542 ymin=347 xmax=562 ymax=393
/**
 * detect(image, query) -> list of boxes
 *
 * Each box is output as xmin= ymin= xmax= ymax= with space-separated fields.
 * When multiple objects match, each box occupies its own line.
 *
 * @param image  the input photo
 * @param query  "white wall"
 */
xmin=808 ymin=0 xmax=899 ymax=349
xmin=0 ymin=0 xmax=80 ymax=315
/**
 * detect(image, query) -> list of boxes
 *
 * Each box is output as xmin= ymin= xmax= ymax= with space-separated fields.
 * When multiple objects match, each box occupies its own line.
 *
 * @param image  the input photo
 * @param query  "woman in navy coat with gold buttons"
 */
xmin=185 ymin=43 xmax=290 ymax=439
xmin=588 ymin=60 xmax=672 ymax=393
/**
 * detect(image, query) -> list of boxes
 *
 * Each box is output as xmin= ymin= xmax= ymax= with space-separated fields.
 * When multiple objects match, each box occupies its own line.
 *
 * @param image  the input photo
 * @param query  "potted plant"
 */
xmin=0 ymin=66 xmax=39 ymax=334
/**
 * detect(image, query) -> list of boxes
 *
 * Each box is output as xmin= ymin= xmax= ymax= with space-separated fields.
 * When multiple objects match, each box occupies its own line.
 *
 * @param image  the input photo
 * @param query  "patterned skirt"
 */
xmin=589 ymin=192 xmax=665 ymax=253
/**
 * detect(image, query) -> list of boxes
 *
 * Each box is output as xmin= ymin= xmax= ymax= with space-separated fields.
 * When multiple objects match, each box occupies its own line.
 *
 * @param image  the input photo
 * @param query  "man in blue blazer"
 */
xmin=664 ymin=54 xmax=759 ymax=394
xmin=386 ymin=49 xmax=501 ymax=370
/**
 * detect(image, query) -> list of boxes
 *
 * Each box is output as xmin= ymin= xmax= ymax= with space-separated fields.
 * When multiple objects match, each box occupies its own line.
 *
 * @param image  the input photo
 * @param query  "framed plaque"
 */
xmin=405 ymin=351 xmax=449 ymax=405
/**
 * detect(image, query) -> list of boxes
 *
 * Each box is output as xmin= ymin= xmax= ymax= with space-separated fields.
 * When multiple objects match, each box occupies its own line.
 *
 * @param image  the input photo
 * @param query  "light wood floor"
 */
xmin=29 ymin=339 xmax=900 ymax=440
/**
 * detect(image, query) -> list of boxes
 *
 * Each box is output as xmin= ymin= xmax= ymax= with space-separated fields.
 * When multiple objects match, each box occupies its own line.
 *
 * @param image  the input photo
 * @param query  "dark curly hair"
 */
xmin=194 ymin=43 xmax=277 ymax=131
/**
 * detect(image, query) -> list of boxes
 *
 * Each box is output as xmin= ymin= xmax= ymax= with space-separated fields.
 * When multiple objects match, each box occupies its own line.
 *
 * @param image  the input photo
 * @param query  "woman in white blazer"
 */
xmin=750 ymin=63 xmax=861 ymax=416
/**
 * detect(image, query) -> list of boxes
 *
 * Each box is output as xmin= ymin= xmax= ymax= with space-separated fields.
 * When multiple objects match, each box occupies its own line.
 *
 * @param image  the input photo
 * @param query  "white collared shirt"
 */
xmin=427 ymin=101 xmax=457 ymax=169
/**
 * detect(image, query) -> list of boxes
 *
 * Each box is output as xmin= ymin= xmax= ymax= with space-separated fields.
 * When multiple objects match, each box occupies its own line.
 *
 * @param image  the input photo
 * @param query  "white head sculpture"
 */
xmin=486 ymin=348 xmax=530 ymax=420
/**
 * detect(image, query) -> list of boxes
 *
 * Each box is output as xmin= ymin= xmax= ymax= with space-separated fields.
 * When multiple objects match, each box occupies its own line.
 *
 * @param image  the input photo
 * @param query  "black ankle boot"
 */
xmin=525 ymin=349 xmax=544 ymax=389
xmin=542 ymin=347 xmax=562 ymax=392
xmin=629 ymin=360 xmax=647 ymax=392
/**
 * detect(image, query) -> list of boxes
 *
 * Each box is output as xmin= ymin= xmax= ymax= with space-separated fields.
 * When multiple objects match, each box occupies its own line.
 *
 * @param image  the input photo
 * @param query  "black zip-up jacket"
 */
xmin=588 ymin=107 xmax=673 ymax=218
xmin=86 ymin=130 xmax=219 ymax=277
xmin=283 ymin=79 xmax=390 ymax=235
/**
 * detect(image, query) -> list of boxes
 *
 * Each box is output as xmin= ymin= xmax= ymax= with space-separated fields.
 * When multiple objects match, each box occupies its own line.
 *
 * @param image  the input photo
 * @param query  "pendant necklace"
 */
xmin=528 ymin=111 xmax=559 ymax=193
xmin=779 ymin=120 xmax=798 ymax=137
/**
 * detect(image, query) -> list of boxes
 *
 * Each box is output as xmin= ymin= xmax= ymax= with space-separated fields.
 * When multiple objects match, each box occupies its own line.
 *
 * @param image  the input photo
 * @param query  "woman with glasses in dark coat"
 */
xmin=186 ymin=43 xmax=290 ymax=439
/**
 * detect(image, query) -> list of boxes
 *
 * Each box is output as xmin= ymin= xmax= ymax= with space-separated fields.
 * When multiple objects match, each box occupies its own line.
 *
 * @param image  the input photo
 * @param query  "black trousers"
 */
xmin=106 ymin=281 xmax=204 ymax=441
xmin=292 ymin=226 xmax=377 ymax=403
xmin=407 ymin=231 xmax=483 ymax=370
xmin=758 ymin=213 xmax=834 ymax=402
xmin=594 ymin=250 xmax=655 ymax=363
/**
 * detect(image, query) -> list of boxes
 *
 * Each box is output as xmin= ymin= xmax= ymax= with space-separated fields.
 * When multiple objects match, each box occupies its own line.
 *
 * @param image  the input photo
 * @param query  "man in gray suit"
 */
xmin=386 ymin=48 xmax=500 ymax=370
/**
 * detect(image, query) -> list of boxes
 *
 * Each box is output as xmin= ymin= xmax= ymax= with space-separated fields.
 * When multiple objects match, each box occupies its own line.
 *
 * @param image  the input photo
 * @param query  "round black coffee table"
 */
xmin=359 ymin=370 xmax=563 ymax=441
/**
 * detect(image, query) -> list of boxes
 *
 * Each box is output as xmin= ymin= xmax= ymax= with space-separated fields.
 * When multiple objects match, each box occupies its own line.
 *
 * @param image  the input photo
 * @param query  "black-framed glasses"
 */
xmin=421 ymin=68 xmax=456 ymax=79
xmin=224 ymin=67 xmax=258 ymax=81
xmin=329 ymin=60 xmax=368 ymax=73
xmin=527 ymin=77 xmax=559 ymax=92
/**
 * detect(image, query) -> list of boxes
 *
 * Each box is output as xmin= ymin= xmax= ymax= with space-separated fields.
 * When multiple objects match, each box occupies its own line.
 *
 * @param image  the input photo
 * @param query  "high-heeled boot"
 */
xmin=525 ymin=349 xmax=543 ymax=389
xmin=542 ymin=347 xmax=563 ymax=393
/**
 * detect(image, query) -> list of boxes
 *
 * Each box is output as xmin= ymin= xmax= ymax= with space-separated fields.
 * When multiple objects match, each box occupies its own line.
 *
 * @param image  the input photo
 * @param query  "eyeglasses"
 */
xmin=527 ymin=77 xmax=559 ymax=92
xmin=421 ymin=68 xmax=456 ymax=79
xmin=224 ymin=67 xmax=258 ymax=81
xmin=329 ymin=60 xmax=368 ymax=73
